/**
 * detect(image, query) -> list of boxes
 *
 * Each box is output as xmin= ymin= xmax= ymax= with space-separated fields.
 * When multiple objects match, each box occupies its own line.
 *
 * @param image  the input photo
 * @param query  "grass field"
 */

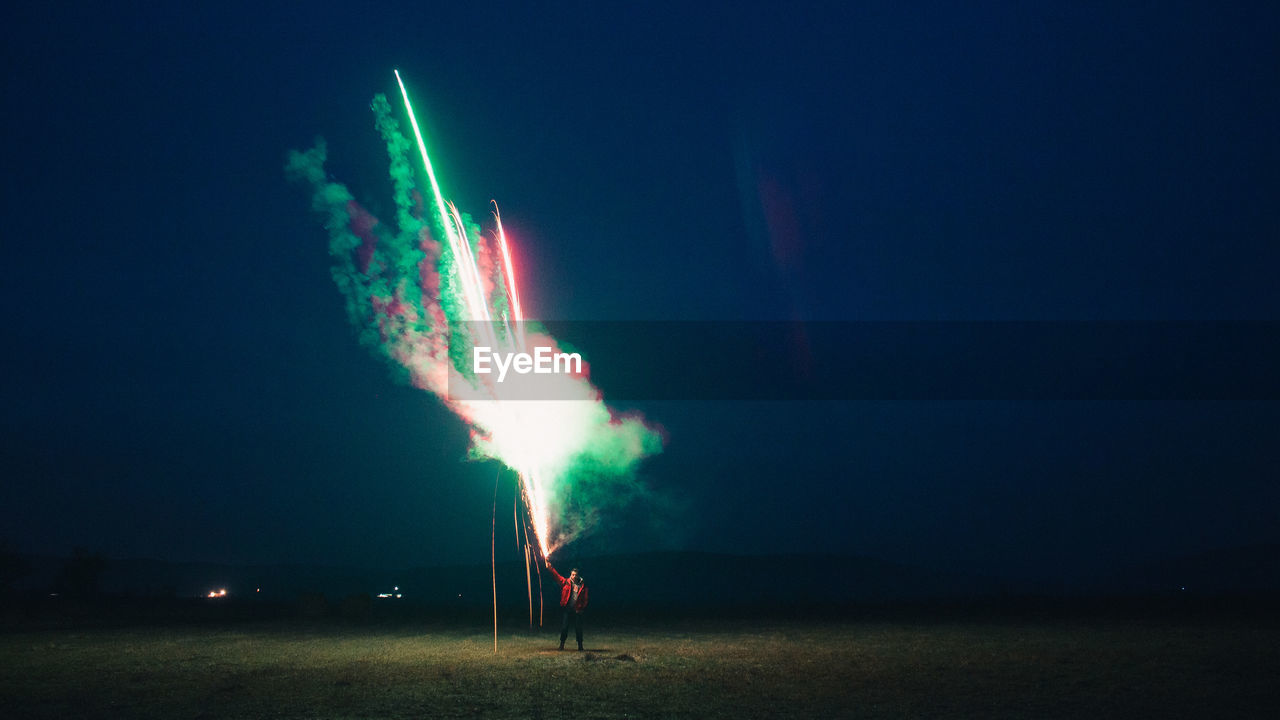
xmin=2 ymin=616 xmax=1277 ymax=718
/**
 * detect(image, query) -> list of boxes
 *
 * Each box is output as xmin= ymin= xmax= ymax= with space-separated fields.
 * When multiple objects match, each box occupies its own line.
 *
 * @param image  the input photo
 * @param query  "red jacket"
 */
xmin=548 ymin=565 xmax=588 ymax=612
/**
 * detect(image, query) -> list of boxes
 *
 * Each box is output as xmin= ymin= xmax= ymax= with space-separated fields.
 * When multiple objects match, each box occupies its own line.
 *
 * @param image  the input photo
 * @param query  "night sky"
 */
xmin=3 ymin=2 xmax=1277 ymax=586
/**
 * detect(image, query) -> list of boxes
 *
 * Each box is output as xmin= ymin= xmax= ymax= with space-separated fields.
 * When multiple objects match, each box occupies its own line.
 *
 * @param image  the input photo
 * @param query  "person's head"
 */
xmin=570 ymin=568 xmax=582 ymax=585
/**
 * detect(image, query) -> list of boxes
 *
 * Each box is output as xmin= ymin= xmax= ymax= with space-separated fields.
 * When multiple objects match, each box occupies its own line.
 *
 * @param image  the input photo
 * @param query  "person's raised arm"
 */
xmin=545 ymin=560 xmax=566 ymax=585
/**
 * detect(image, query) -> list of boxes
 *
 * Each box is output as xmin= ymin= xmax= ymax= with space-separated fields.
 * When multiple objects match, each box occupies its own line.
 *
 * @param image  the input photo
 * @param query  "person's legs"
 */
xmin=559 ymin=608 xmax=570 ymax=649
xmin=573 ymin=611 xmax=583 ymax=650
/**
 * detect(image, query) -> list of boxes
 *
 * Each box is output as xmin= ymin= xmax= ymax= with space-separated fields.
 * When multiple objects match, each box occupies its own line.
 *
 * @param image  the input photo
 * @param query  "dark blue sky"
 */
xmin=2 ymin=2 xmax=1277 ymax=584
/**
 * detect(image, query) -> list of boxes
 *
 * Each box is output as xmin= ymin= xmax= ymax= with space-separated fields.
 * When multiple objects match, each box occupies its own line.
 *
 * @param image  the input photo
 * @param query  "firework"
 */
xmin=287 ymin=71 xmax=661 ymax=563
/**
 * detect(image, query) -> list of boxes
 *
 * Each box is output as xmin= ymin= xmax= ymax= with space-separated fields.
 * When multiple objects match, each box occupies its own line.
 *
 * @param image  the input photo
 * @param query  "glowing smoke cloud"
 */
xmin=287 ymin=73 xmax=662 ymax=557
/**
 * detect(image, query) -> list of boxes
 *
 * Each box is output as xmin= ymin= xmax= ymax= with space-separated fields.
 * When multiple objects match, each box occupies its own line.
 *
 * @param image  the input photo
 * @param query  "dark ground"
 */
xmin=1 ymin=601 xmax=1277 ymax=719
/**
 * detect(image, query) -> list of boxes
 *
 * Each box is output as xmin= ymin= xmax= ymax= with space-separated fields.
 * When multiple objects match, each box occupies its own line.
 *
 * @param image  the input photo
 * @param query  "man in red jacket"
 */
xmin=545 ymin=558 xmax=588 ymax=651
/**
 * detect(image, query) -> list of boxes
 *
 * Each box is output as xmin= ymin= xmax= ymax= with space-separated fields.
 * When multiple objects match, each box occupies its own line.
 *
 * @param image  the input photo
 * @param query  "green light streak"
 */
xmin=394 ymin=70 xmax=492 ymax=323
xmin=393 ymin=70 xmax=455 ymax=250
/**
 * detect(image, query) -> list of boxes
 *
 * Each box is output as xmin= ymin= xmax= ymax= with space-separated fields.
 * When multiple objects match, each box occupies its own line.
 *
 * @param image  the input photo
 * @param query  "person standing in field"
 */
xmin=545 ymin=559 xmax=588 ymax=651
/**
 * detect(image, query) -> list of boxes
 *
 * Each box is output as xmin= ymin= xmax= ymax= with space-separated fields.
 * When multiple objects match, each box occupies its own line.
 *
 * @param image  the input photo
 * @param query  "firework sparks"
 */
xmin=287 ymin=71 xmax=662 ymax=561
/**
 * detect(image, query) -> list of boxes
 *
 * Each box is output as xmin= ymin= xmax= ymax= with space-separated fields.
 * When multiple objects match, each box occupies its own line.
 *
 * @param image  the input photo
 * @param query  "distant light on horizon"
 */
xmin=207 ymin=588 xmax=227 ymax=598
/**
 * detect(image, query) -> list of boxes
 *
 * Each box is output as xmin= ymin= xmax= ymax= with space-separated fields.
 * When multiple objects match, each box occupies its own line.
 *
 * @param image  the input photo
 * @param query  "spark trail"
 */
xmin=287 ymin=71 xmax=661 ymax=562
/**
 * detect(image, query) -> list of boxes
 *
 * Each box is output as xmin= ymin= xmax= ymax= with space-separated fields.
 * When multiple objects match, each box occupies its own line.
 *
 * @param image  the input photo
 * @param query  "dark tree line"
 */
xmin=54 ymin=546 xmax=108 ymax=599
